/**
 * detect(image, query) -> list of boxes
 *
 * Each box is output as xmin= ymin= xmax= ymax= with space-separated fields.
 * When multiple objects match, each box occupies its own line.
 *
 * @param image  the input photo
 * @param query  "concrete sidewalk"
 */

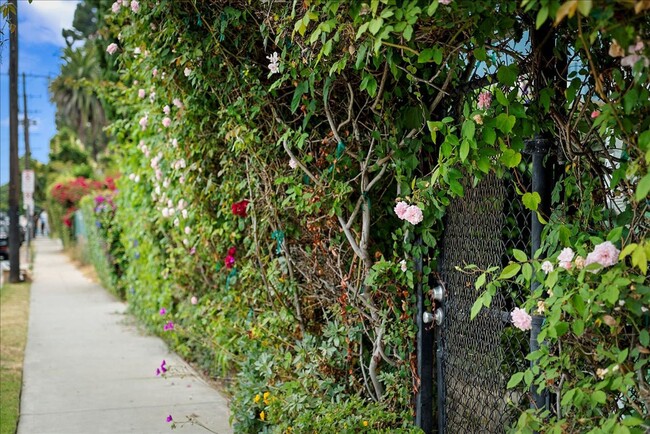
xmin=18 ymin=238 xmax=232 ymax=434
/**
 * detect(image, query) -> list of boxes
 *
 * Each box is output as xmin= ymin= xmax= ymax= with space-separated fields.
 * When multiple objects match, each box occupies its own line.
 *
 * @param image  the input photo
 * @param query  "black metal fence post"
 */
xmin=526 ymin=136 xmax=552 ymax=412
xmin=415 ymin=236 xmax=434 ymax=433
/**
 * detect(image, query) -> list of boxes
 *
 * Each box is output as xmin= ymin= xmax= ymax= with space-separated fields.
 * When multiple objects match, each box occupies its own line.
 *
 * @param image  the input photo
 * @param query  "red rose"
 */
xmin=228 ymin=247 xmax=236 ymax=256
xmin=231 ymin=200 xmax=249 ymax=217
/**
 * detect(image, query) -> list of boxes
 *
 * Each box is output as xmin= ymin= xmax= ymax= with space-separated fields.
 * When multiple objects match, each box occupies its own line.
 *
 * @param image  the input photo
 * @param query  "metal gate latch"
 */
xmin=432 ymin=285 xmax=445 ymax=301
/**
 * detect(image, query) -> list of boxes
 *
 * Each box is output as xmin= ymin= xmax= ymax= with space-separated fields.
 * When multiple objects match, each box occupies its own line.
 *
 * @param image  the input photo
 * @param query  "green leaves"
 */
xmin=290 ymin=81 xmax=309 ymax=113
xmin=417 ymin=47 xmax=443 ymax=64
xmin=495 ymin=113 xmax=516 ymax=133
xmin=499 ymin=263 xmax=521 ymax=279
xmin=497 ymin=64 xmax=519 ymax=86
xmin=522 ymin=192 xmax=541 ymax=211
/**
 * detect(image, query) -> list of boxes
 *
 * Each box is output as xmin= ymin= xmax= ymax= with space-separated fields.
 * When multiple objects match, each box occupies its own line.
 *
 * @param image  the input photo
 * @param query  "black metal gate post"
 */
xmin=415 ymin=236 xmax=434 ymax=433
xmin=527 ymin=136 xmax=552 ymax=412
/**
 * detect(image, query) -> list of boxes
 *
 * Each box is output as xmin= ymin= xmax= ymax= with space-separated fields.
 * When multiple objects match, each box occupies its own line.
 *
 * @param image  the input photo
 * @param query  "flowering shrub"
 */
xmin=57 ymin=0 xmax=650 ymax=432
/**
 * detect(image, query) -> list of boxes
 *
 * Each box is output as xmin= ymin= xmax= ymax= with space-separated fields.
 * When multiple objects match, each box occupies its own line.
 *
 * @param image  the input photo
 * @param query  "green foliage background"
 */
xmin=48 ymin=0 xmax=649 ymax=433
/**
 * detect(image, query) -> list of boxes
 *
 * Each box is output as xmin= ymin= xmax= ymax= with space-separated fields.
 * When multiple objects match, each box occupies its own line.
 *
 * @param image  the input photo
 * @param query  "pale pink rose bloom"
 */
xmin=190 ymin=296 xmax=198 ymax=305
xmin=162 ymin=117 xmax=171 ymax=127
xmin=129 ymin=173 xmax=136 ymax=181
xmin=138 ymin=89 xmax=145 ymax=98
xmin=621 ymin=54 xmax=649 ymax=68
xmin=541 ymin=260 xmax=554 ymax=274
xmin=162 ymin=208 xmax=170 ymax=218
xmin=106 ymin=43 xmax=118 ymax=55
xmin=289 ymin=157 xmax=298 ymax=169
xmin=511 ymin=307 xmax=532 ymax=331
xmin=403 ymin=205 xmax=424 ymax=225
xmin=184 ymin=67 xmax=192 ymax=77
xmin=439 ymin=0 xmax=451 ymax=4
xmin=559 ymin=261 xmax=572 ymax=270
xmin=131 ymin=0 xmax=139 ymax=12
xmin=585 ymin=241 xmax=620 ymax=269
xmin=400 ymin=260 xmax=407 ymax=272
xmin=163 ymin=105 xmax=170 ymax=115
xmin=152 ymin=68 xmax=158 ymax=77
xmin=184 ymin=226 xmax=191 ymax=235
xmin=557 ymin=247 xmax=575 ymax=263
xmin=139 ymin=115 xmax=148 ymax=130
xmin=181 ymin=209 xmax=188 ymax=219
xmin=591 ymin=110 xmax=600 ymax=119
xmin=121 ymin=0 xmax=129 ymax=7
xmin=394 ymin=201 xmax=409 ymax=219
xmin=134 ymin=47 xmax=141 ymax=55
xmin=179 ymin=176 xmax=185 ymax=184
xmin=111 ymin=2 xmax=120 ymax=13
xmin=173 ymin=98 xmax=183 ymax=108
xmin=477 ymin=91 xmax=492 ymax=110
xmin=173 ymin=218 xmax=179 ymax=227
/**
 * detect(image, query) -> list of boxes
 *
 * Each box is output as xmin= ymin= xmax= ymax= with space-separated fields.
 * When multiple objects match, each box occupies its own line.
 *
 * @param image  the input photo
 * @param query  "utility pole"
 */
xmin=22 ymin=72 xmax=32 ymax=261
xmin=8 ymin=0 xmax=21 ymax=282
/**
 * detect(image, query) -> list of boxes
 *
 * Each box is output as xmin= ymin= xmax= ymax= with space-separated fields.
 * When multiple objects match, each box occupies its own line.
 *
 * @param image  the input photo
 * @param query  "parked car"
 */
xmin=0 ymin=222 xmax=8 ymax=260
xmin=0 ymin=220 xmax=24 ymax=260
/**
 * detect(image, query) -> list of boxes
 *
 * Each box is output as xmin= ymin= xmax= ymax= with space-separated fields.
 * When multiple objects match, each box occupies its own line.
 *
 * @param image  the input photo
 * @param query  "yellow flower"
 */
xmin=254 ymin=394 xmax=261 ymax=404
xmin=263 ymin=391 xmax=271 ymax=405
xmin=363 ymin=421 xmax=369 ymax=427
xmin=260 ymin=411 xmax=266 ymax=421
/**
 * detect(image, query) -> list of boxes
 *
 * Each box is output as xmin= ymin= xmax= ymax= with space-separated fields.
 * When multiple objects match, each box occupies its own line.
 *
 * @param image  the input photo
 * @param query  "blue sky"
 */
xmin=0 ymin=0 xmax=78 ymax=186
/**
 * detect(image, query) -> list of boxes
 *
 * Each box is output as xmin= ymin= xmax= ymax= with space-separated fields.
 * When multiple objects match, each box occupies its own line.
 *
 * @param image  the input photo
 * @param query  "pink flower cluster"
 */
xmin=610 ymin=39 xmax=649 ymax=68
xmin=511 ymin=307 xmax=532 ymax=331
xmin=111 ymin=0 xmax=139 ymax=14
xmin=163 ymin=321 xmax=174 ymax=331
xmin=477 ymin=91 xmax=492 ymax=110
xmin=394 ymin=201 xmax=424 ymax=225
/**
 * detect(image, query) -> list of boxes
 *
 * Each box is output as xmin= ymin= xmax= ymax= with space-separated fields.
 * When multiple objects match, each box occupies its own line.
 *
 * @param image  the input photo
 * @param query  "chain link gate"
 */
xmin=434 ymin=168 xmax=533 ymax=433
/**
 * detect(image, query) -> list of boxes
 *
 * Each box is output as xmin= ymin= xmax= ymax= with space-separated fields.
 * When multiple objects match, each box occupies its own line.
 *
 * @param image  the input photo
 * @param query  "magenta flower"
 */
xmin=166 ymin=415 xmax=173 ymax=423
xmin=159 ymin=308 xmax=166 ymax=315
xmin=156 ymin=359 xmax=168 ymax=376
xmin=225 ymin=255 xmax=236 ymax=269
xmin=511 ymin=308 xmax=532 ymax=331
xmin=477 ymin=91 xmax=492 ymax=110
xmin=163 ymin=321 xmax=174 ymax=331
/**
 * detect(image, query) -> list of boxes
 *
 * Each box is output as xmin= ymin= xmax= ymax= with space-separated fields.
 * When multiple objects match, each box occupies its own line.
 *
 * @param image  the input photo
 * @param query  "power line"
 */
xmin=0 ymin=71 xmax=55 ymax=79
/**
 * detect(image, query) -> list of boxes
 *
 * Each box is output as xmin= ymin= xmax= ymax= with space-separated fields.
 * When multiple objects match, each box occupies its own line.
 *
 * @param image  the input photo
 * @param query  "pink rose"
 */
xmin=138 ymin=89 xmax=145 ymax=98
xmin=557 ymin=247 xmax=575 ymax=270
xmin=585 ymin=241 xmax=620 ymax=269
xmin=511 ymin=308 xmax=532 ymax=331
xmin=130 ymin=0 xmax=139 ymax=12
xmin=541 ymin=260 xmax=554 ymax=274
xmin=163 ymin=105 xmax=170 ymax=115
xmin=111 ymin=2 xmax=120 ymax=13
xmin=139 ymin=115 xmax=148 ymax=130
xmin=394 ymin=201 xmax=409 ymax=219
xmin=162 ymin=117 xmax=171 ymax=127
xmin=191 ymin=296 xmax=198 ymax=305
xmin=591 ymin=110 xmax=600 ymax=119
xmin=477 ymin=91 xmax=492 ymax=110
xmin=173 ymin=98 xmax=183 ymax=108
xmin=106 ymin=43 xmax=118 ymax=55
xmin=403 ymin=205 xmax=424 ymax=225
xmin=439 ymin=0 xmax=452 ymax=4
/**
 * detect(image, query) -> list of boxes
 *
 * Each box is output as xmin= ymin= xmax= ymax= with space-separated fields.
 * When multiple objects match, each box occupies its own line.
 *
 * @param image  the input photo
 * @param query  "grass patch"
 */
xmin=0 ymin=282 xmax=30 ymax=434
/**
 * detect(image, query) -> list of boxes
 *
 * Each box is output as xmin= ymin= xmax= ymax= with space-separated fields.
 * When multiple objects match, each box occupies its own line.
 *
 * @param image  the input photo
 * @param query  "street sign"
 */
xmin=22 ymin=170 xmax=35 ymax=194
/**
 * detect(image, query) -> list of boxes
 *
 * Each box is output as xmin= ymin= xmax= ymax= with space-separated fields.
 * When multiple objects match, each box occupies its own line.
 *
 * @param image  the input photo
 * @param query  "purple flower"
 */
xmin=159 ymin=308 xmax=166 ymax=315
xmin=166 ymin=415 xmax=173 ymax=423
xmin=163 ymin=321 xmax=174 ymax=331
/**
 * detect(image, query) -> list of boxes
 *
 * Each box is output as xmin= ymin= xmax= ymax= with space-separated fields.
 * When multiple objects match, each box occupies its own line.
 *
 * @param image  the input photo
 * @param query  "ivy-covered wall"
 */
xmin=55 ymin=0 xmax=649 ymax=432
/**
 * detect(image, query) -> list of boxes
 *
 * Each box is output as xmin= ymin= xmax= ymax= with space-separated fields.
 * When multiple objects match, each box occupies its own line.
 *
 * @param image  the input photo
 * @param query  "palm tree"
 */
xmin=49 ymin=44 xmax=107 ymax=160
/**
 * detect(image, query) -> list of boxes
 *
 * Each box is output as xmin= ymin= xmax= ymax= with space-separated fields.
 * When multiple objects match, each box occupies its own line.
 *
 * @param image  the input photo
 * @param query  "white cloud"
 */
xmin=20 ymin=0 xmax=79 ymax=46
